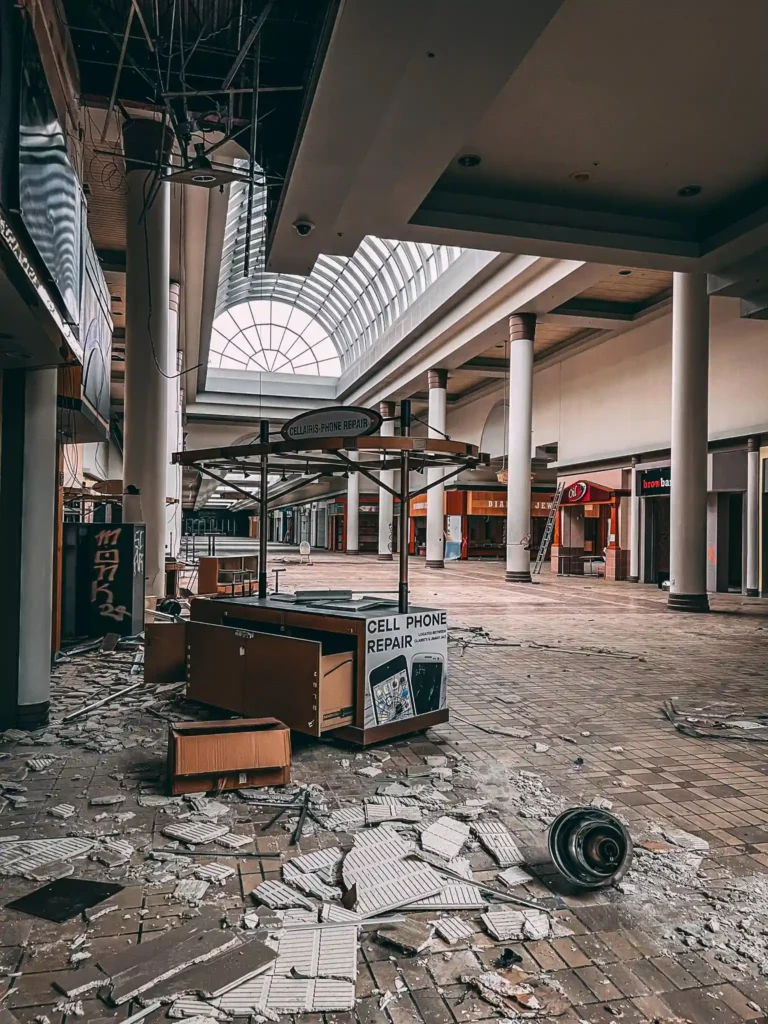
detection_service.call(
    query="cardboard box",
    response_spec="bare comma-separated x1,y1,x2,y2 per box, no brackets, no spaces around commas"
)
320,652,354,730
167,717,291,795
145,622,187,685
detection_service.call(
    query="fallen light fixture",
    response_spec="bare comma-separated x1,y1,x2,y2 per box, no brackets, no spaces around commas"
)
547,806,632,889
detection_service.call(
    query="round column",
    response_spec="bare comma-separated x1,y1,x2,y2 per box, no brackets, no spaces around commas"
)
378,400,395,561
505,313,535,583
668,272,710,612
746,437,759,597
166,281,182,559
346,451,359,554
426,369,448,568
122,120,173,598
628,456,641,582
18,368,58,727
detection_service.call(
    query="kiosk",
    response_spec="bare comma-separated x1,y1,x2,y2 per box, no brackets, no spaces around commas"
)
173,402,488,745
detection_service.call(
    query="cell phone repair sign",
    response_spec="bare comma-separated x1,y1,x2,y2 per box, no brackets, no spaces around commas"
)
363,610,448,728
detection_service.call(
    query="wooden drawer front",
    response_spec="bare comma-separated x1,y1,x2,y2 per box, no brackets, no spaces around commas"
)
244,633,322,737
186,621,248,714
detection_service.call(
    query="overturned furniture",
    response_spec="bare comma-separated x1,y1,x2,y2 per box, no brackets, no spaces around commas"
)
173,405,488,746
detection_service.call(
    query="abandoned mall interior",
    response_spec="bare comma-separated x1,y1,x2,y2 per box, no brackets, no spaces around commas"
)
2,2,768,1022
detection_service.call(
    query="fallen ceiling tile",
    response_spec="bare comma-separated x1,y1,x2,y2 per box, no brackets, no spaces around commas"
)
420,817,471,860
0,837,95,876
216,833,253,850
353,864,445,917
472,821,524,867
497,866,533,888
167,997,228,1020
174,879,210,902
53,964,108,997
162,822,231,845
365,803,422,825
323,807,366,832
405,884,488,911
286,847,343,876
376,918,434,955
194,863,236,884
432,917,474,944
251,880,315,910
269,925,357,982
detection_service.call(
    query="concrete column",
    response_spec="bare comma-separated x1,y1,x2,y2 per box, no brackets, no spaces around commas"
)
378,400,395,561
746,437,759,596
346,451,359,554
122,120,173,598
0,369,57,729
668,272,710,612
425,369,448,568
505,313,535,583
628,456,641,582
166,282,182,559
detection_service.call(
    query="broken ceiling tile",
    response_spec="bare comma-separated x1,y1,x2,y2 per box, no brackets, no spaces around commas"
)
319,903,361,924
497,865,533,888
365,803,422,825
89,795,126,807
251,880,315,910
405,883,488,911
472,821,524,867
286,847,343,876
48,804,76,820
216,832,252,850
174,879,210,902
323,807,366,832
25,756,59,772
376,918,434,955
53,965,108,998
342,832,413,888
432,917,474,944
357,766,382,778
194,863,236,884
481,907,549,942
425,755,449,767
162,822,231,845
285,871,341,902
270,924,357,982
420,816,471,860
353,864,445,917
149,935,277,1001
167,997,228,1019
660,827,709,853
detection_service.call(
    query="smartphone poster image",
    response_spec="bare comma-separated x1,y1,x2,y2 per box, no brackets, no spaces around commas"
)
368,654,416,725
411,652,445,716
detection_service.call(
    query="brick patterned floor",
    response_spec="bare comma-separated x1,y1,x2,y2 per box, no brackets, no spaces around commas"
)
2,553,768,1024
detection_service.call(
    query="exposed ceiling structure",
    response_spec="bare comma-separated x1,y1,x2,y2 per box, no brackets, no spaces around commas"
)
267,0,768,279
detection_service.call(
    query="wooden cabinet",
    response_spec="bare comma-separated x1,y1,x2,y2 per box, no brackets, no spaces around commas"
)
186,621,354,737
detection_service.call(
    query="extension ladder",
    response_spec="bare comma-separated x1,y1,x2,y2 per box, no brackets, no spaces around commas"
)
532,480,564,575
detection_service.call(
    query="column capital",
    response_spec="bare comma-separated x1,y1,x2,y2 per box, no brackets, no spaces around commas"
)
379,400,395,418
508,312,536,342
122,119,174,173
428,368,448,390
747,436,759,452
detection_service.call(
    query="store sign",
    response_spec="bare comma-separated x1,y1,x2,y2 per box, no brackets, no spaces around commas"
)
467,491,507,515
281,405,382,443
637,467,671,496
360,504,378,513
564,481,589,503
363,611,448,728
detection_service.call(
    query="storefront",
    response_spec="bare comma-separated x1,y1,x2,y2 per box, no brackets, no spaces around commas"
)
408,489,555,560
637,467,671,585
553,480,629,579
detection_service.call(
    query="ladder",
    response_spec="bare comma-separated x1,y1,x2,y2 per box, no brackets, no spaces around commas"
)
532,480,564,575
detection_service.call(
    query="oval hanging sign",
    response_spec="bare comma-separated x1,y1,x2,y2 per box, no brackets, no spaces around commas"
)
281,405,382,443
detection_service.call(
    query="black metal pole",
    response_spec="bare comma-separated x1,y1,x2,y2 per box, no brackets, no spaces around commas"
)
259,419,269,598
398,400,411,614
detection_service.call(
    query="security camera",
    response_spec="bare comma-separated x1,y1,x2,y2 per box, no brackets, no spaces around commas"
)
293,219,315,236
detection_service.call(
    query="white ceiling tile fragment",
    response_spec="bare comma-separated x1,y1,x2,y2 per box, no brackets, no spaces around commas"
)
420,817,471,860
432,917,475,944
162,822,231,845
472,820,524,867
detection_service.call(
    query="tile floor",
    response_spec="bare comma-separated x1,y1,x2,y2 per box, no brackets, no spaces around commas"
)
1,553,768,1024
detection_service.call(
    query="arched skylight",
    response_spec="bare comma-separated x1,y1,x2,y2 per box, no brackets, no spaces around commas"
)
209,300,341,376
213,166,464,370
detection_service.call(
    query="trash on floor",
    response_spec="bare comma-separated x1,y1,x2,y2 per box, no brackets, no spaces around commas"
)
167,718,292,795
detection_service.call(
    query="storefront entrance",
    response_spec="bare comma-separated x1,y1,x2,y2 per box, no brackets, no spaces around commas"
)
643,495,670,584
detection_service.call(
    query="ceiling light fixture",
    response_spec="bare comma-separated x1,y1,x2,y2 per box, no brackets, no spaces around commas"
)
677,184,702,198
569,170,591,182
457,154,481,168
618,269,632,276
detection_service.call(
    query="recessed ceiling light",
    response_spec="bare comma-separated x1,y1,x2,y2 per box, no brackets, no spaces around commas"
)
677,184,702,198
618,269,632,276
569,170,591,182
457,154,481,168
